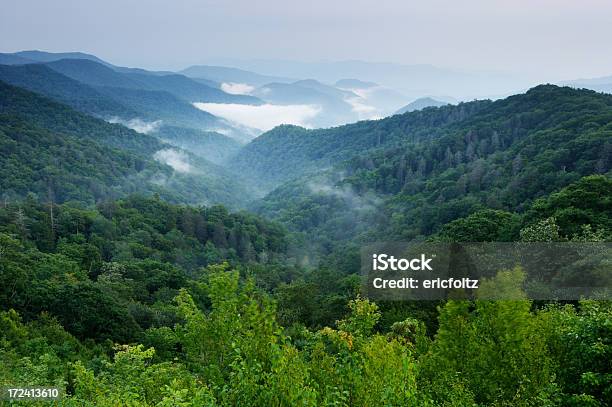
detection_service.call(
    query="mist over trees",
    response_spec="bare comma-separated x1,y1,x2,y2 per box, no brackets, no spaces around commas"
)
0,50,611,405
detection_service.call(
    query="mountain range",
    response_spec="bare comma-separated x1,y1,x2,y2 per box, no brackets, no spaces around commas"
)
198,58,537,101
1,50,611,407
1,50,610,222
241,85,611,250
0,80,251,207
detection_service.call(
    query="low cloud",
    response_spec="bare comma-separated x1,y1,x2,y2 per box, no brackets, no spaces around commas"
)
221,82,255,95
344,96,380,120
193,102,321,132
107,117,162,134
307,177,381,212
339,87,383,120
209,127,232,136
153,149,192,173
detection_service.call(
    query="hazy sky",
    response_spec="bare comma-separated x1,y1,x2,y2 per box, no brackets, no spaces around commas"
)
1,0,612,80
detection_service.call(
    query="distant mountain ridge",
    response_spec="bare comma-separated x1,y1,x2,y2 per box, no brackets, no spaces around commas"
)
562,75,612,94
43,59,262,105
0,56,263,142
251,79,359,128
181,65,294,87
12,50,111,65
0,61,240,137
0,51,416,134
202,58,533,100
395,97,449,114
0,63,137,118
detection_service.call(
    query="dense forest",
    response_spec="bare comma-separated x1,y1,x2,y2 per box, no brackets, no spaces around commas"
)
0,80,252,207
0,56,611,407
1,180,610,406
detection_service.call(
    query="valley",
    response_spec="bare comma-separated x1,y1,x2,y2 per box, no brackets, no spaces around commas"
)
0,48,610,406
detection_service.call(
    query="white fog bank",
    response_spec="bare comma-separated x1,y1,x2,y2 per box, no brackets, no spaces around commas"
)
220,82,255,95
193,102,321,132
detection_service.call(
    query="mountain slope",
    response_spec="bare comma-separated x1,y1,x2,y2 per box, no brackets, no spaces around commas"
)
230,100,490,191
335,78,410,115
0,80,252,206
253,85,612,247
0,79,160,154
335,78,379,89
45,59,262,104
39,59,259,138
211,59,530,100
45,58,140,88
0,114,152,204
123,71,262,104
153,126,241,165
0,63,136,118
0,53,35,65
95,86,225,131
12,50,110,65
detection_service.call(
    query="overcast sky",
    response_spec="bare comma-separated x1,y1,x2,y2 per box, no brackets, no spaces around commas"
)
1,0,611,81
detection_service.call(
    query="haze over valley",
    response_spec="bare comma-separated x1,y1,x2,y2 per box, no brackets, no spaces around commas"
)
1,2,612,405
1,47,612,201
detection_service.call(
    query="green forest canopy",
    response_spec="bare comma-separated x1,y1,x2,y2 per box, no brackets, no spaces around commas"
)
0,77,611,406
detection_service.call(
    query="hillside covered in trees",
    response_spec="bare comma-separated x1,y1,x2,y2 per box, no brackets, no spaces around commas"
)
252,85,611,248
0,80,252,207
0,66,610,407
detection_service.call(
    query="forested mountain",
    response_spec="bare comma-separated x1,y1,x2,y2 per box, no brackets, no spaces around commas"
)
213,58,529,100
0,195,290,343
1,175,609,406
0,53,35,65
233,85,611,192
122,71,262,105
0,63,137,118
0,80,251,206
1,51,611,406
95,86,224,130
0,58,262,140
45,59,262,104
335,78,411,114
1,50,175,76
39,59,257,139
45,59,140,88
291,79,358,101
11,50,111,65
0,62,250,141
154,125,241,165
250,85,611,247
231,100,490,191
0,80,159,154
